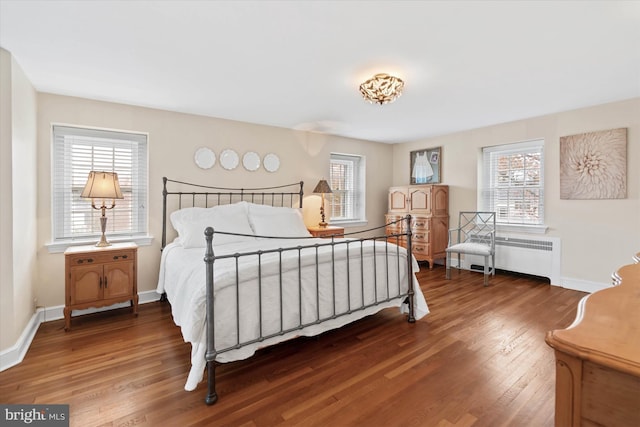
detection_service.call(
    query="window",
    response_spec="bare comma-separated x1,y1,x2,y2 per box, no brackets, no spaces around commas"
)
329,153,366,224
50,125,149,251
480,139,544,226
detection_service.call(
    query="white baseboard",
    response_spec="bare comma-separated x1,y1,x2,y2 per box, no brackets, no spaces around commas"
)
447,260,610,294
0,290,161,372
559,277,611,293
0,309,41,374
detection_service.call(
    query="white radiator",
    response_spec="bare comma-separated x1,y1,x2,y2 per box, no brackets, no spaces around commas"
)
462,234,561,285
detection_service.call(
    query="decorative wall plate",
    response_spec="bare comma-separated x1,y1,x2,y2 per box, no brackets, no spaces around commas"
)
242,152,261,171
194,147,216,169
263,153,280,172
219,149,239,170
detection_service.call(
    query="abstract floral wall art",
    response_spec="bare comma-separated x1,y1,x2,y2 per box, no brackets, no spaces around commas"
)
560,128,627,199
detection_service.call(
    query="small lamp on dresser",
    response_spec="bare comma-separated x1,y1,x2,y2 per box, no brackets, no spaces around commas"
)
81,171,124,247
312,179,333,228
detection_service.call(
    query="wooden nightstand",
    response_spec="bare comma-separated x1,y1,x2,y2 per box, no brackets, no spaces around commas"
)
307,225,345,238
64,242,138,331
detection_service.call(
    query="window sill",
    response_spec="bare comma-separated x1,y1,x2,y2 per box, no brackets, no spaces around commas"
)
496,224,548,235
330,219,368,228
45,235,154,254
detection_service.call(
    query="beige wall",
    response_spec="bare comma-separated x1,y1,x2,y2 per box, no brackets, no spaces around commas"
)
0,49,13,350
35,93,393,308
3,51,637,356
393,98,640,285
29,94,640,311
0,49,38,350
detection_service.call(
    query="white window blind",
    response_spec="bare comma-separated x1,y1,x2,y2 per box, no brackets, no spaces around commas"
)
329,153,365,222
480,139,544,225
52,125,148,243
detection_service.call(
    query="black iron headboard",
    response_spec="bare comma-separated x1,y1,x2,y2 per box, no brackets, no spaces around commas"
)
161,177,304,248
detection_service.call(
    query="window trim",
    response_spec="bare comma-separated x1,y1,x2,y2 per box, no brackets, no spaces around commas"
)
46,124,152,253
329,152,367,226
479,139,546,232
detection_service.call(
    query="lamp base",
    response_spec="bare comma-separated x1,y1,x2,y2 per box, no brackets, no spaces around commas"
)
319,199,328,228
95,238,112,247
95,214,112,247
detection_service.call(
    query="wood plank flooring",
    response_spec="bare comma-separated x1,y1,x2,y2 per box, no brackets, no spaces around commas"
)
0,266,587,426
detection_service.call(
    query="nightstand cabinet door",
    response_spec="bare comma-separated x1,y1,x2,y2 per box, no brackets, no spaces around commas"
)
104,261,135,300
69,264,103,304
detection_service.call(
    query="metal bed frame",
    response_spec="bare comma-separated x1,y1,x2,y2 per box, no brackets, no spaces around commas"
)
161,177,416,404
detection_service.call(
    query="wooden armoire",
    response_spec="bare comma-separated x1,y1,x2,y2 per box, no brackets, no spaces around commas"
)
385,185,449,269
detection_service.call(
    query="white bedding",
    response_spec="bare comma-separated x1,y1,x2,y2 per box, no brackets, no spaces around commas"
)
157,237,429,391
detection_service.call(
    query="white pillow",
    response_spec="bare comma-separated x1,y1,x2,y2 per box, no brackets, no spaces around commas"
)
247,203,301,216
170,206,205,244
170,202,255,248
247,203,311,238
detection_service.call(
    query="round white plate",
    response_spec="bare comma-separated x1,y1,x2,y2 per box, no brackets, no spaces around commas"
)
194,147,216,169
263,153,280,172
219,149,239,170
242,152,261,171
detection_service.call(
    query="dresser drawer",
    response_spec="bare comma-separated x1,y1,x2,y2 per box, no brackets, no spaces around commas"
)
411,216,430,230
411,230,430,243
66,248,136,266
386,224,403,234
386,215,406,237
411,242,430,256
386,214,406,228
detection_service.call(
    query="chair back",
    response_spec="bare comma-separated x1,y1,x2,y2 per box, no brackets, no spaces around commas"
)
455,211,496,248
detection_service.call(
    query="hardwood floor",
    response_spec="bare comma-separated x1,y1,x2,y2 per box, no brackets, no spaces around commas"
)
0,266,586,427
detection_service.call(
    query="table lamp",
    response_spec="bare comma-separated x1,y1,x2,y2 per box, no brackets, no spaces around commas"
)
81,171,124,247
312,179,333,228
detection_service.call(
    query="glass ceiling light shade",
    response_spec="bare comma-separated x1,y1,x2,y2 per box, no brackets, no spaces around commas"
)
81,171,124,247
359,73,404,105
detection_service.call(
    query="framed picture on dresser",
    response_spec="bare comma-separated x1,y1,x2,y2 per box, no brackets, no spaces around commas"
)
410,147,441,184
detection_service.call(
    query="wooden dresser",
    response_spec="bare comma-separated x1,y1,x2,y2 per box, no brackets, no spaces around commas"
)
545,261,640,426
385,185,449,269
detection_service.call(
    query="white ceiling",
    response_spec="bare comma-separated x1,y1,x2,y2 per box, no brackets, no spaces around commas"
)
1,1,639,144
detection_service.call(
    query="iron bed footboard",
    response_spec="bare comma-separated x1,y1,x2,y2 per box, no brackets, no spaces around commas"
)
202,219,415,404
160,177,416,405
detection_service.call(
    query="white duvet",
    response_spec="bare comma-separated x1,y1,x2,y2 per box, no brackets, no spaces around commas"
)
157,237,429,391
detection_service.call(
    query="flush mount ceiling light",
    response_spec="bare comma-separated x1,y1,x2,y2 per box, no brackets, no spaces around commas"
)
359,73,404,105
